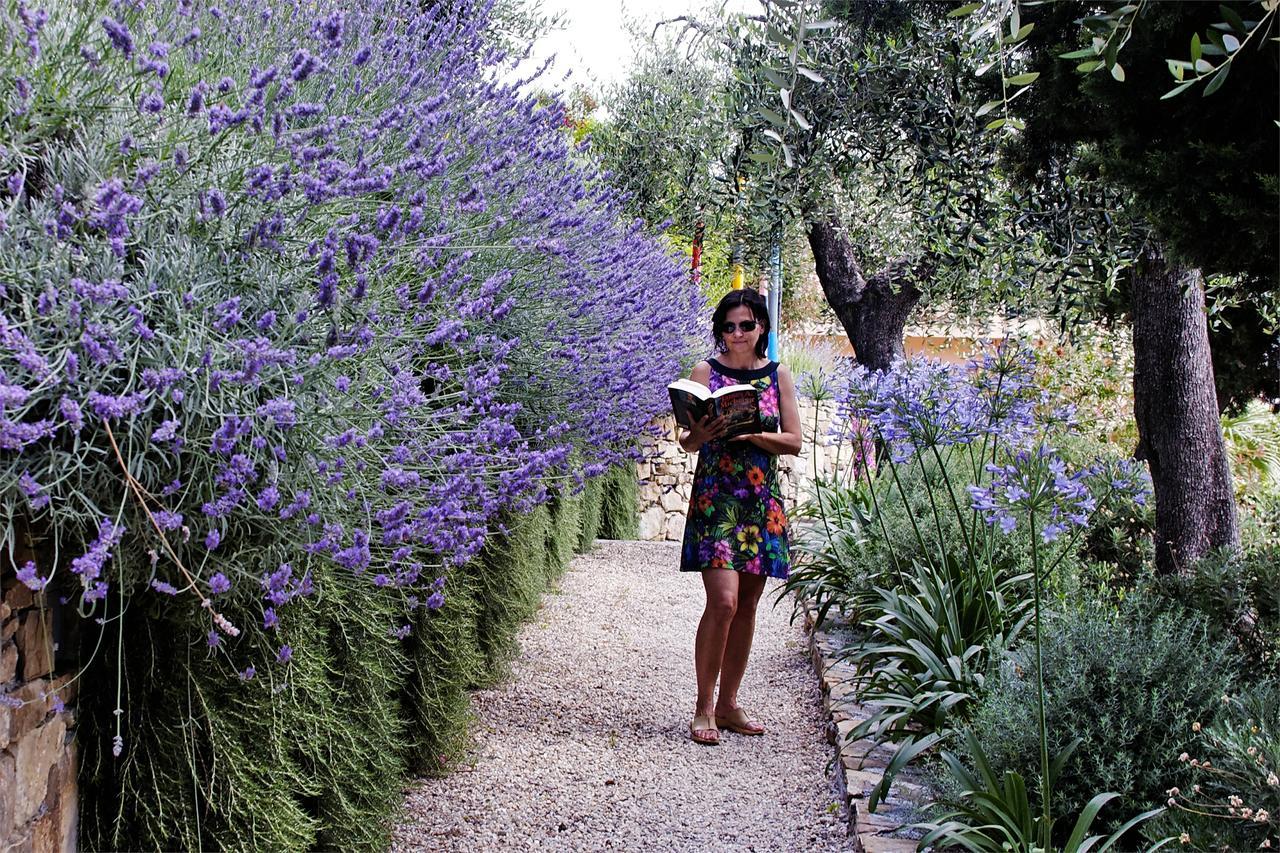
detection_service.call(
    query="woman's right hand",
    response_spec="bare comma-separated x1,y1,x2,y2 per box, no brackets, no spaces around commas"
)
682,414,727,450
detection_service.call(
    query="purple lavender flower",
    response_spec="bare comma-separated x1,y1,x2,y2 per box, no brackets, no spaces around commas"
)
256,398,296,428
16,561,48,591
151,419,180,443
101,17,134,57
70,519,124,599
17,471,49,510
316,11,344,47
256,485,280,511
87,391,147,419
152,510,184,530
208,572,231,594
203,188,226,217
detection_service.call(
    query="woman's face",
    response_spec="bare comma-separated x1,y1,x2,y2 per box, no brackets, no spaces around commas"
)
719,304,763,356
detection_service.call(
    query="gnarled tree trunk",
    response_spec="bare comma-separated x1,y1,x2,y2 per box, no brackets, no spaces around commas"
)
807,218,925,372
1131,244,1239,575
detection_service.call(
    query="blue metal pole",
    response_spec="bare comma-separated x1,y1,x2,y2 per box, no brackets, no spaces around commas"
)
767,234,781,361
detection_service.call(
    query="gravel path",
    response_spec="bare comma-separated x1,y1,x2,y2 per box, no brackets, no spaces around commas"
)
395,539,851,852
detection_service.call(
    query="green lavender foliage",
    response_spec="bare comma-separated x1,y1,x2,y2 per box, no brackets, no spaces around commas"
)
78,561,405,850
548,487,585,571
576,475,606,553
598,464,640,540
77,465,615,849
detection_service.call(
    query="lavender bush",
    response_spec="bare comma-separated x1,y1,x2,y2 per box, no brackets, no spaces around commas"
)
2,0,698,843
2,0,696,683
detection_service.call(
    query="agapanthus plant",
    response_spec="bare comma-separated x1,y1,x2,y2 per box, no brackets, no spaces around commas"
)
0,0,700,746
816,341,1153,826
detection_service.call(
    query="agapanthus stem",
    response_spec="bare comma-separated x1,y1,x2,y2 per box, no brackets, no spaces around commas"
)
859,436,904,585
886,455,931,574
812,404,836,553
931,443,997,633
1029,506,1052,833
916,451,951,569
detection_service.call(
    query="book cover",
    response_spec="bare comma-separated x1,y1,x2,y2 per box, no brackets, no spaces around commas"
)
668,379,763,438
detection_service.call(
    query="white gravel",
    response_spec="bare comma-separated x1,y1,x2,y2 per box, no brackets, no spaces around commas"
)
394,539,851,852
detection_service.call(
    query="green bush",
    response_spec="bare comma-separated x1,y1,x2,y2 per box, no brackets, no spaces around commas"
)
402,569,485,777
547,486,585,572
1154,683,1280,851
576,475,606,553
78,480,600,848
78,563,406,851
598,463,639,539
958,598,1236,841
1149,542,1280,683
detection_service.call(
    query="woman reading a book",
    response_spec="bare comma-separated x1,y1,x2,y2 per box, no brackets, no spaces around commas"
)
677,289,802,746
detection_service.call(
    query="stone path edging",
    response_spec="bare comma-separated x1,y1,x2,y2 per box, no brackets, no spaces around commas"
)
799,600,931,853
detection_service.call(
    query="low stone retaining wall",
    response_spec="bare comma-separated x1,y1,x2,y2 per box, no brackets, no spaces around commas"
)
800,601,930,852
1,562,77,853
636,399,847,541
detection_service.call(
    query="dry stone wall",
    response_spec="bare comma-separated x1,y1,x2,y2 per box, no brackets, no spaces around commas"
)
636,399,846,542
1,538,78,853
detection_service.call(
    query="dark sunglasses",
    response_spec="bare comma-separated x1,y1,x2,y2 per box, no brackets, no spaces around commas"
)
718,320,759,335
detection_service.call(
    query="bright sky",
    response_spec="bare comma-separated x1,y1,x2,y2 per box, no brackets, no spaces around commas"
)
525,0,762,94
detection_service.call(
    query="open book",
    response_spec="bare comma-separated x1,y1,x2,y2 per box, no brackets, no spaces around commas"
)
668,378,763,439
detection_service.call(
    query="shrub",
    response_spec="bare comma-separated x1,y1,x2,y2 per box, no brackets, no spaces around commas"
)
793,343,1150,810
1032,331,1137,449
2,0,697,844
1157,684,1280,851
958,598,1235,841
1150,539,1280,681
576,474,606,553
78,562,407,850
598,463,639,539
784,476,882,625
1054,432,1156,591
839,553,1033,809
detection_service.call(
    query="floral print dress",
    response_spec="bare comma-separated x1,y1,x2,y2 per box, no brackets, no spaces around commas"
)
679,359,790,578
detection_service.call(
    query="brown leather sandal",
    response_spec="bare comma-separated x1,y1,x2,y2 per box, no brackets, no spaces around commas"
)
689,714,720,745
715,707,765,735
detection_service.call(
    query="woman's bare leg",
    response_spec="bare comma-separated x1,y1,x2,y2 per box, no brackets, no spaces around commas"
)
715,573,767,731
694,570,739,731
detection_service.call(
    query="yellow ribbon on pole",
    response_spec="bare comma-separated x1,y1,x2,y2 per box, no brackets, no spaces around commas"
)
731,174,746,290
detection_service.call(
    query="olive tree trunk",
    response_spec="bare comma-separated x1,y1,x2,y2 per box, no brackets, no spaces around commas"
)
1131,244,1240,575
807,218,924,372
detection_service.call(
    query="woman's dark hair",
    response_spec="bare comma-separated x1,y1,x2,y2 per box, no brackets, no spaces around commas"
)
711,288,770,359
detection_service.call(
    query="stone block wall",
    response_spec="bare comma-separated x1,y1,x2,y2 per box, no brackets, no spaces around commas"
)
1,565,78,853
636,399,850,541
